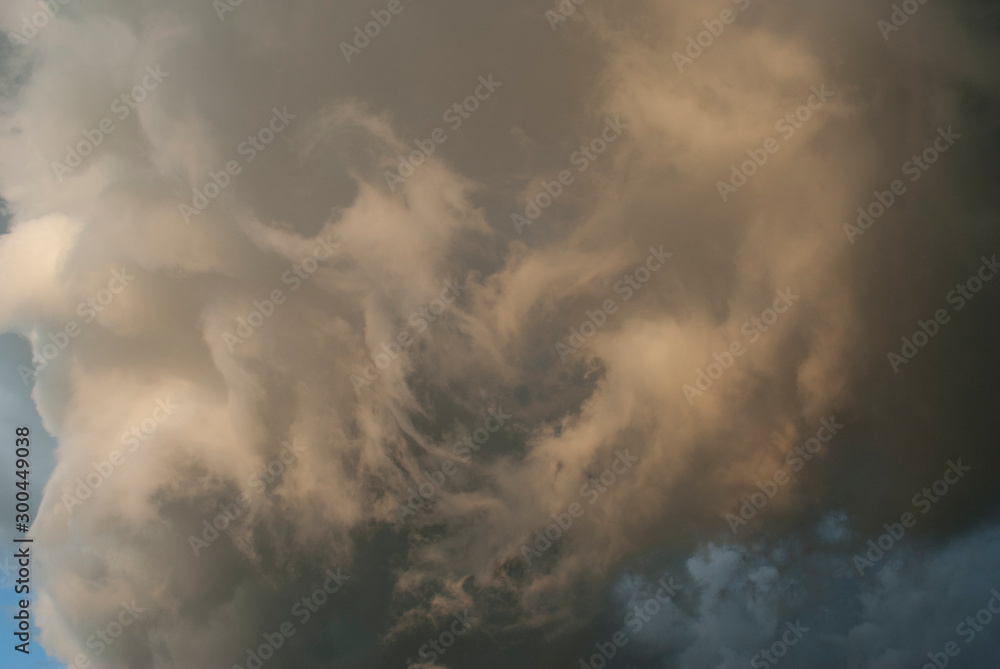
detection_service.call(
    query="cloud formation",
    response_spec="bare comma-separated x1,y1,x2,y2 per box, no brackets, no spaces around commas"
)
0,0,999,667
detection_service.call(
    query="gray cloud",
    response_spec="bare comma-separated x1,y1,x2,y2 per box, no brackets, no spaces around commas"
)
0,0,998,667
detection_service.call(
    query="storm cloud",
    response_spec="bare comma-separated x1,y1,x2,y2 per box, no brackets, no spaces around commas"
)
0,0,999,667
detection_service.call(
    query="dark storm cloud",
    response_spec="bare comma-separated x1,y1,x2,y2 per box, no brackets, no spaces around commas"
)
0,0,998,667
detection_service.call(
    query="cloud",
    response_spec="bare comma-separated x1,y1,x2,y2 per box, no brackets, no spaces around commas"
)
0,0,998,666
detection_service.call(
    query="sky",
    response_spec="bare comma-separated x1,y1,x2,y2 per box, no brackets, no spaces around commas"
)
0,0,999,668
